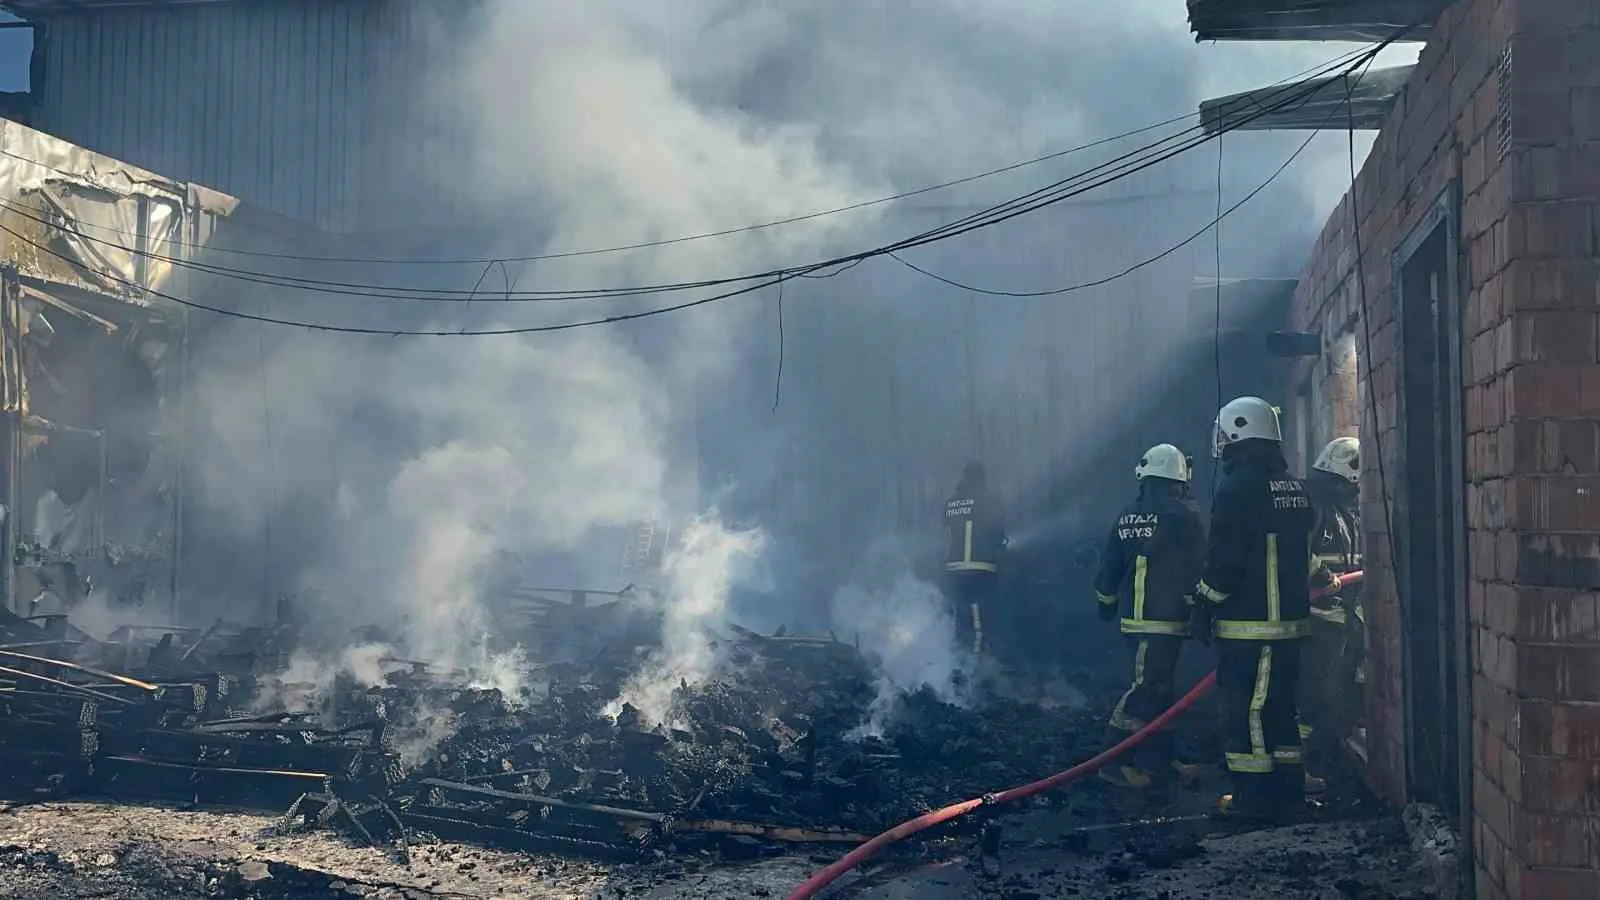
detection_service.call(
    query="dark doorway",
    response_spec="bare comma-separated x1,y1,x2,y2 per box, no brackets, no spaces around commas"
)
1394,189,1470,824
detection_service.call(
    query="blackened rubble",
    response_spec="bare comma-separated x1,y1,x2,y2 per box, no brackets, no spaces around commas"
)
0,601,1382,872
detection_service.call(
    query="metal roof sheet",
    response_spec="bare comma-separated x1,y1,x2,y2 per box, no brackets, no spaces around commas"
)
1200,64,1416,133
3,0,349,13
1186,0,1441,42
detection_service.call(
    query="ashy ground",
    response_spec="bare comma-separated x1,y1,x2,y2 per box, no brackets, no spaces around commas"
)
0,800,1442,899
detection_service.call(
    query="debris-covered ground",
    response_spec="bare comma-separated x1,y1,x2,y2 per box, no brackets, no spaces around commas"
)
0,603,1445,898
0,801,1442,899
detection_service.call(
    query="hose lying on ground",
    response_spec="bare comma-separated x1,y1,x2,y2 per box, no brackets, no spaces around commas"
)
785,569,1365,900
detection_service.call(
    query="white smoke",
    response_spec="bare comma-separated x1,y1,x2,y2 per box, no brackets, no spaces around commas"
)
604,514,766,727
250,642,391,721
824,533,971,739
178,1,1422,740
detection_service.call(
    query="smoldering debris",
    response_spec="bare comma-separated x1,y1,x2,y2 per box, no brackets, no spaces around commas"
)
0,599,1140,864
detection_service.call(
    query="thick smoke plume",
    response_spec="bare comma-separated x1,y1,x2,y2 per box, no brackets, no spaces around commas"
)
168,1,1420,750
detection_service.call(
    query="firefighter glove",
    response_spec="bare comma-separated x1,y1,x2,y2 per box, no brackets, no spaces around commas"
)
1096,600,1117,623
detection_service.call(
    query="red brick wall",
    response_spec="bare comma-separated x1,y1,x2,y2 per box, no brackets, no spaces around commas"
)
1290,0,1600,896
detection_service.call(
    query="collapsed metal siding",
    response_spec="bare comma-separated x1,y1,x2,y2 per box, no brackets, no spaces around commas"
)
29,0,443,231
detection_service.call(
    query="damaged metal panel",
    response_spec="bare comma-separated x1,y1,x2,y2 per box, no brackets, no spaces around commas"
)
0,116,238,303
21,0,462,231
0,117,245,618
1186,0,1440,42
1200,65,1416,134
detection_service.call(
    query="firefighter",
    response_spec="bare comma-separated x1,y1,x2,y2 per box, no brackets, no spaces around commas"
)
943,461,1007,667
1190,396,1337,820
1305,437,1365,764
1093,443,1208,789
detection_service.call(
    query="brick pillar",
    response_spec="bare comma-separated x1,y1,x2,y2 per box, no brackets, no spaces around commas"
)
1475,2,1600,897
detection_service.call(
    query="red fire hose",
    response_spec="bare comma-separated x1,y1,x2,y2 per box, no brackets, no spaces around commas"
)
785,570,1365,900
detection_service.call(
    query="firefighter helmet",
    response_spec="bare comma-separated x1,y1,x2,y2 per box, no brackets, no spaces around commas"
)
1136,443,1191,483
1211,396,1283,458
1313,436,1360,484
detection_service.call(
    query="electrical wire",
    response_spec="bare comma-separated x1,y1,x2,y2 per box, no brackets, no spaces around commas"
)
885,52,1387,300
886,124,1316,298
0,59,1382,340
0,44,1401,334
0,44,1383,268
0,43,1382,305
772,278,785,412
0,57,1330,306
0,59,1356,339
1213,133,1225,493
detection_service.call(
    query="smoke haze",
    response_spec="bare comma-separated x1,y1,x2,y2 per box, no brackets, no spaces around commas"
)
154,2,1419,740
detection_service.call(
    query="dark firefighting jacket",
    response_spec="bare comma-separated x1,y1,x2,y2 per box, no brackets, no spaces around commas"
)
1195,446,1331,640
944,489,1006,574
1310,487,1364,623
1311,497,1363,578
1094,481,1207,636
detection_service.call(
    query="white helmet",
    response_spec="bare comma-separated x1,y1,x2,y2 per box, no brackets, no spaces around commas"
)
1211,396,1283,458
1313,436,1360,484
1136,443,1191,483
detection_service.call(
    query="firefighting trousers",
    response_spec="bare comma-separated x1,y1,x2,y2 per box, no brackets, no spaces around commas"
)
1216,637,1304,796
1105,634,1183,768
944,571,995,659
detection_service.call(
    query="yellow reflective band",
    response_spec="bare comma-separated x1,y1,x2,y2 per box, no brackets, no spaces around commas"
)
963,520,974,565
1120,618,1189,636
1109,708,1147,732
1225,752,1274,774
1133,555,1149,621
946,561,997,573
1273,747,1304,764
1248,645,1272,764
1197,581,1228,603
970,603,983,657
1299,723,1314,741
1266,533,1281,622
1214,619,1312,640
1096,592,1118,606
1108,640,1148,733
1355,602,1366,625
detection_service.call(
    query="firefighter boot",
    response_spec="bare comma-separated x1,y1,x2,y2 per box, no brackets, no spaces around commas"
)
1216,772,1277,822
1273,764,1312,819
1170,759,1207,787
1099,765,1155,790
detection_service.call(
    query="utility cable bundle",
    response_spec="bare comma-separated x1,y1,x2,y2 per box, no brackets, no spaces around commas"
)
0,39,1403,335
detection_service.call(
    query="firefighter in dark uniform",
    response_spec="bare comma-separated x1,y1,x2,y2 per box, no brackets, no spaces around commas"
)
944,462,1007,665
1093,443,1208,789
1191,396,1337,820
1304,437,1363,771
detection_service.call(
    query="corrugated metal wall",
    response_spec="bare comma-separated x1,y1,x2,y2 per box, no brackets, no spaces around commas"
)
28,0,452,231
701,180,1231,564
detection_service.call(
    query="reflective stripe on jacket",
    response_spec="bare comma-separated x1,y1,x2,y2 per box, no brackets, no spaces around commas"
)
945,492,1005,573
1094,482,1206,636
1195,448,1324,640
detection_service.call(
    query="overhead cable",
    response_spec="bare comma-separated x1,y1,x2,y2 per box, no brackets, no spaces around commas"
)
0,43,1380,307
0,47,1396,334
886,58,1380,298
0,44,1379,269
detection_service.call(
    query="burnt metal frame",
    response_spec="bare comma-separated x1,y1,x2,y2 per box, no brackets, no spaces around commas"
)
1390,181,1473,856
1,266,19,614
